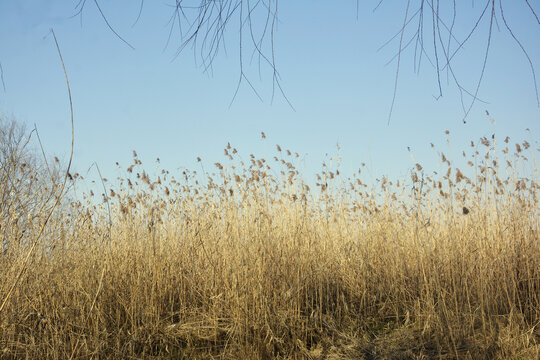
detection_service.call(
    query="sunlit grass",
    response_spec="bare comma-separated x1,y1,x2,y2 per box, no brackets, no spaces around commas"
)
1,133,538,359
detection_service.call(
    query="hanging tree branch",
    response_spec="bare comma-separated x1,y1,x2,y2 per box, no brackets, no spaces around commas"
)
376,0,539,123
76,0,539,122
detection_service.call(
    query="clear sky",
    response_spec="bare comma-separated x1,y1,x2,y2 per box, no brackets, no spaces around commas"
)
0,1,538,189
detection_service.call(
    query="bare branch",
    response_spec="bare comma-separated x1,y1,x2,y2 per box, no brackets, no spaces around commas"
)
75,1,539,120
524,0,540,24
93,0,134,49
500,0,539,106
132,0,144,28
460,1,495,123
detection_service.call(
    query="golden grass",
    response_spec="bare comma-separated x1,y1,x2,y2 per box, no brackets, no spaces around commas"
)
0,135,539,359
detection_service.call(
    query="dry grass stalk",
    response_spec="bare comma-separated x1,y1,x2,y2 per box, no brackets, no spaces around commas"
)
0,134,538,359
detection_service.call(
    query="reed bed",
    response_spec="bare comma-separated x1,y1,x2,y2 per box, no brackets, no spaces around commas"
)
0,134,538,359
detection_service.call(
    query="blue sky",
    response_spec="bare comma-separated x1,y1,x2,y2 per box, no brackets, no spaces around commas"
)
0,1,538,189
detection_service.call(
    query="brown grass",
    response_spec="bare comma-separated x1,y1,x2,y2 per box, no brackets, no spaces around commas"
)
0,135,539,359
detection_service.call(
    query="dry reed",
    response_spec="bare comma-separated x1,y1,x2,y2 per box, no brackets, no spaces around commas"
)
0,134,538,359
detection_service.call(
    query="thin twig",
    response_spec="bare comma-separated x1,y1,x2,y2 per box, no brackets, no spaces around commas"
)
93,0,135,50
499,0,539,107
33,125,54,184
0,61,5,92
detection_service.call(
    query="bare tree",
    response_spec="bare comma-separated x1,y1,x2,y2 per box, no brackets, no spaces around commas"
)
0,117,63,254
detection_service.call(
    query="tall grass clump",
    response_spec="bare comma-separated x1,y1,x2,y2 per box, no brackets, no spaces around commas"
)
0,132,539,359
